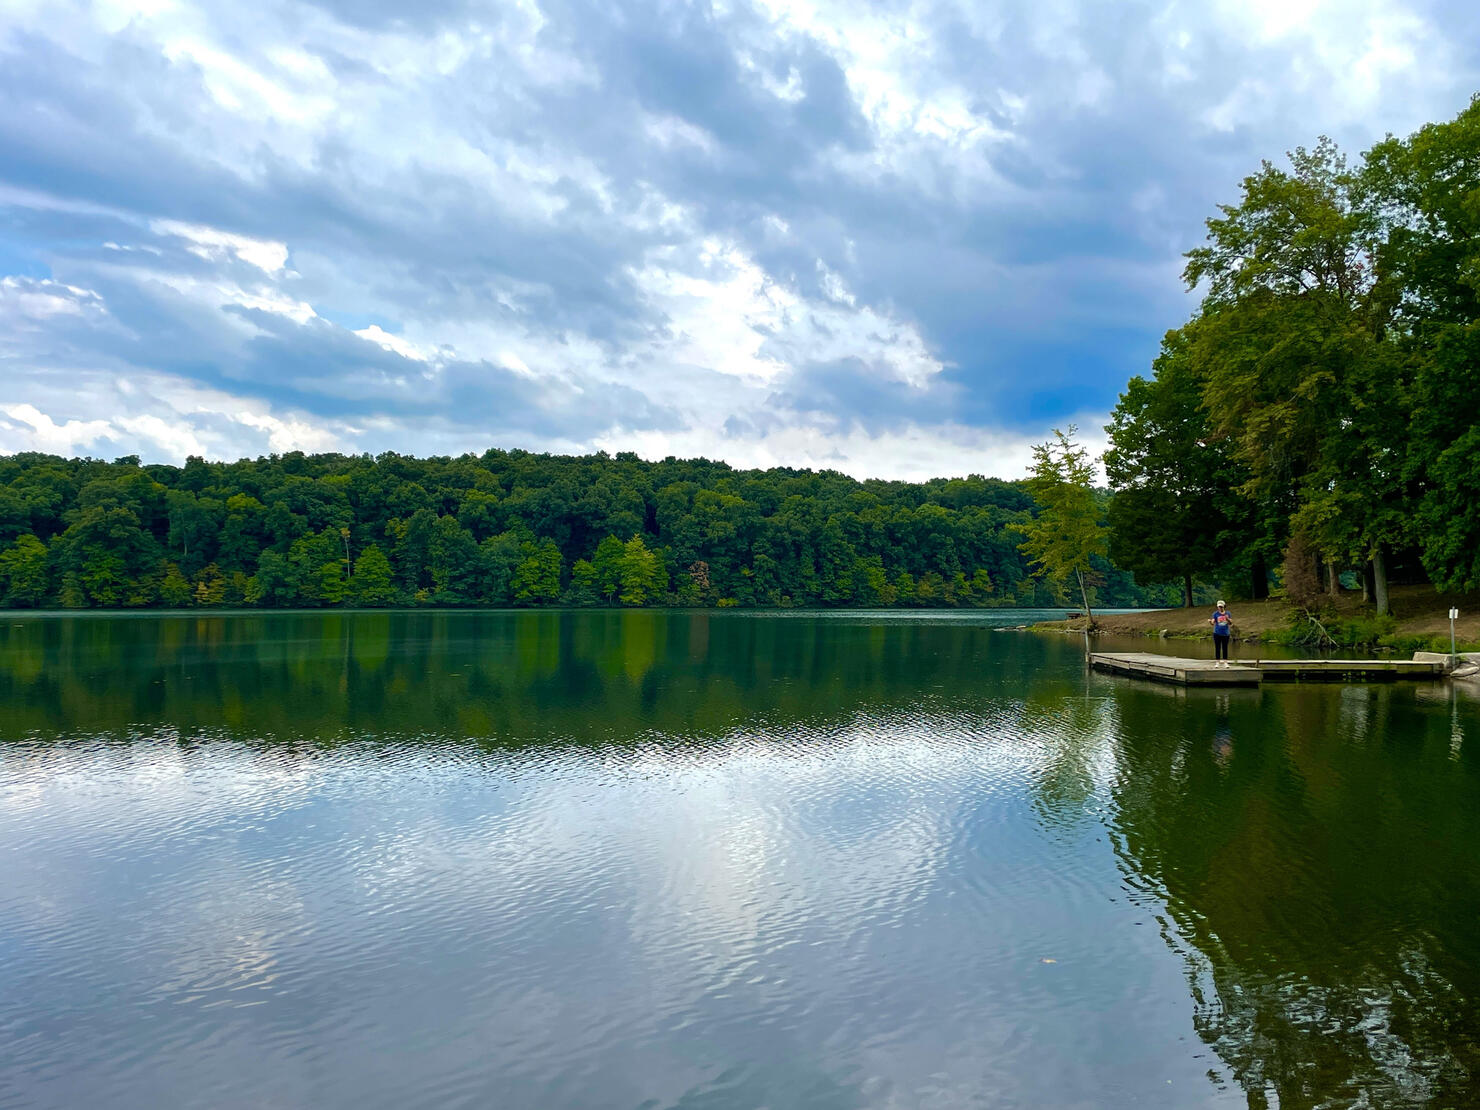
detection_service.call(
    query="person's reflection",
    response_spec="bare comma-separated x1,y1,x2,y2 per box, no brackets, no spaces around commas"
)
1212,691,1233,768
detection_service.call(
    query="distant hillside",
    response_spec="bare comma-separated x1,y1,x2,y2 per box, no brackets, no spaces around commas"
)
0,449,1177,611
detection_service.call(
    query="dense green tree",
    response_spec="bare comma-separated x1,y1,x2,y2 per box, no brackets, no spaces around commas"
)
246,551,299,607
50,506,163,607
351,545,397,606
159,563,193,607
0,533,50,606
1104,327,1254,605
590,535,626,602
1366,97,1480,591
617,535,663,605
219,495,269,574
58,572,87,609
288,531,346,606
477,532,524,604
427,516,479,603
392,508,437,593
567,559,599,605
165,489,221,574
0,445,1182,612
512,539,562,604
1184,139,1404,612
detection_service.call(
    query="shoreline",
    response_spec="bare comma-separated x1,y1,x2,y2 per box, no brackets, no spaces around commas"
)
1033,584,1480,652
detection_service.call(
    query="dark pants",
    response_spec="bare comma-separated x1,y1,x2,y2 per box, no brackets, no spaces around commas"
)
1214,635,1230,660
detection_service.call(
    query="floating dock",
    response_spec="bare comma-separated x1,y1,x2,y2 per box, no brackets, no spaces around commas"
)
1089,652,1445,687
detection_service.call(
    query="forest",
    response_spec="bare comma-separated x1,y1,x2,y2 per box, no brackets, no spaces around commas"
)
0,447,1170,611
1103,96,1480,615
3,100,1477,614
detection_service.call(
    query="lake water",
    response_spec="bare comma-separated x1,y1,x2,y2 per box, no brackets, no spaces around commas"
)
2,610,1479,1109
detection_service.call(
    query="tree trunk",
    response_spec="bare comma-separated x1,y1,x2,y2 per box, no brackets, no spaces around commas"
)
1326,562,1340,596
1251,553,1269,600
1183,574,1194,608
1362,561,1373,603
1373,545,1390,617
1076,567,1095,629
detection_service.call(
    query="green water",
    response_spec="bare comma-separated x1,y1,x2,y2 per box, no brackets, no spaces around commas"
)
2,610,1478,1108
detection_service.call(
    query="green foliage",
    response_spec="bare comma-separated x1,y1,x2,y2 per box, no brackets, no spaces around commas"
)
246,551,298,608
591,534,625,602
1107,100,1480,611
0,533,50,607
159,563,193,608
0,447,1175,611
194,565,226,607
567,559,599,605
617,535,662,605
512,539,562,605
1366,98,1480,590
351,545,397,606
478,532,524,605
58,572,87,609
1012,428,1108,623
50,506,162,607
1267,611,1397,648
1104,328,1252,604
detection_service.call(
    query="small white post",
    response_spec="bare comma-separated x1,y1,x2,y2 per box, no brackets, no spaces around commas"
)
1450,608,1460,666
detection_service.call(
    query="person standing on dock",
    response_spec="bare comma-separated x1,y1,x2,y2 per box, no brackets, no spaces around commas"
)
1209,600,1233,667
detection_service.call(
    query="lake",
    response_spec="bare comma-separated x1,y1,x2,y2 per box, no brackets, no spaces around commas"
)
2,610,1478,1109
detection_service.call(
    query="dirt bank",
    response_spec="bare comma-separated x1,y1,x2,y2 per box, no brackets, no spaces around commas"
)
1044,584,1480,646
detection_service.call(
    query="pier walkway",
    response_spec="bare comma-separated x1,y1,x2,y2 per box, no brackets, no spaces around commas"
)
1089,652,1445,687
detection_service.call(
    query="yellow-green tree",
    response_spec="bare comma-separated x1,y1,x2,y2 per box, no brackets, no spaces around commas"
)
1012,428,1108,627
512,538,563,604
159,563,192,607
194,564,226,607
351,545,397,606
617,535,662,605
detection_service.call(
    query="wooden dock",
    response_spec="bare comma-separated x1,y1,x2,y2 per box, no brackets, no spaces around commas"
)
1089,652,1445,687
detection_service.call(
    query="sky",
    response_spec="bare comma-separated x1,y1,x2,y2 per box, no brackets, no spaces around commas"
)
0,0,1477,480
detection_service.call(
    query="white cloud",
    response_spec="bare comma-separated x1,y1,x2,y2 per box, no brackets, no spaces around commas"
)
0,374,357,463
151,220,290,275
0,403,114,456
354,324,427,361
605,417,1111,483
628,237,943,393
0,276,107,327
0,0,1476,477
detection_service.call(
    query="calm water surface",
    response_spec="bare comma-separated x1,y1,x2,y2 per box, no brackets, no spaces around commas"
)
2,611,1479,1109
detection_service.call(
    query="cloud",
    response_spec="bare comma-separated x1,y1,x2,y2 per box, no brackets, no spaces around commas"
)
0,0,1477,476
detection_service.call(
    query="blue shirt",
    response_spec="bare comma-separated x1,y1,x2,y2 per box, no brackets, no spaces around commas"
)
1211,609,1232,636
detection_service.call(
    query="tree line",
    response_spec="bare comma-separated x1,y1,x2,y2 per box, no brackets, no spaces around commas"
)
1103,97,1480,614
12,101,1472,616
0,447,1170,611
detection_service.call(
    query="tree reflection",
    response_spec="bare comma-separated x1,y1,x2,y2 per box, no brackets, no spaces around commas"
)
1107,683,1480,1107
0,612,1092,751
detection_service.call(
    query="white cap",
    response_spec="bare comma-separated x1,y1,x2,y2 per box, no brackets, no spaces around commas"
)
1217,600,1226,606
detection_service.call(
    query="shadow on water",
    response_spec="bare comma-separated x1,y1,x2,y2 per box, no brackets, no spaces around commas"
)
1095,680,1480,1107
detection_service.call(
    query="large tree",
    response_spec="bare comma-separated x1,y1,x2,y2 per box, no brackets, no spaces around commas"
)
1365,96,1480,592
1185,139,1404,612
1104,326,1253,605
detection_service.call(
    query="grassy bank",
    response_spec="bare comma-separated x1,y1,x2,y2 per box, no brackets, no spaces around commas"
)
1041,584,1480,652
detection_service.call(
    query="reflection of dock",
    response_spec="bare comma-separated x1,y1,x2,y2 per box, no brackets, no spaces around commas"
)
1090,653,1445,687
